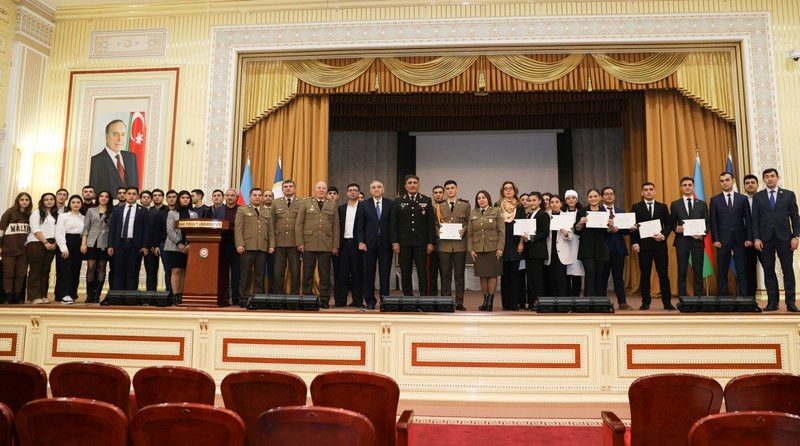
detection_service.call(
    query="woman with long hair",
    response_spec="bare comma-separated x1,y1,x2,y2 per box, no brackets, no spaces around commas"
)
545,195,577,297
497,181,525,310
55,195,85,304
165,190,197,302
574,188,611,297
25,193,58,304
521,192,550,310
467,190,504,311
0,192,32,304
81,191,112,303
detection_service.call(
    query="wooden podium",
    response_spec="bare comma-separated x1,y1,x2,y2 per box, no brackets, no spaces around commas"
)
177,219,232,307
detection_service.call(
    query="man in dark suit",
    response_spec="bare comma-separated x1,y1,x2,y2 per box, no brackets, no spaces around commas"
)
743,174,761,297
670,177,710,297
362,180,393,309
143,189,164,291
752,168,800,312
631,182,673,310
89,120,139,196
213,189,241,305
334,184,366,308
710,172,753,296
391,175,436,297
192,189,212,218
107,187,150,291
601,187,631,310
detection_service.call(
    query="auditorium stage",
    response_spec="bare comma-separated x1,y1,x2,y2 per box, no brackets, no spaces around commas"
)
2,292,798,421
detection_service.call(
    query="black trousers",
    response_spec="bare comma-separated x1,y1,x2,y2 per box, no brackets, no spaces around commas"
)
568,275,582,297
274,247,301,295
303,251,332,298
239,250,265,299
582,258,609,297
549,257,570,297
265,252,275,294
221,242,241,302
144,251,159,291
363,243,392,304
55,234,84,299
335,239,363,305
439,251,467,305
744,245,759,297
676,242,704,296
638,248,671,304
501,260,523,310
717,240,748,296
525,258,545,305
399,245,427,296
761,233,796,307
427,250,439,295
159,242,172,293
603,253,627,303
112,239,142,291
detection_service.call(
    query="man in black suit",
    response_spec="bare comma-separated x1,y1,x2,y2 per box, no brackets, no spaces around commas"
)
107,187,150,291
743,174,761,297
213,189,241,305
192,189,212,218
89,120,139,196
670,177,710,297
710,172,753,296
391,175,436,297
601,187,632,310
362,180,393,309
631,182,674,310
752,168,800,312
335,184,366,308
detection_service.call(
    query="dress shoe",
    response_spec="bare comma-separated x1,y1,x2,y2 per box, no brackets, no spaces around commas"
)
485,294,494,312
239,299,248,308
479,294,490,311
319,299,330,309
348,302,364,308
455,304,466,311
618,303,633,311
366,302,376,310
639,304,650,310
764,304,779,312
334,302,347,308
663,304,677,311
787,305,799,312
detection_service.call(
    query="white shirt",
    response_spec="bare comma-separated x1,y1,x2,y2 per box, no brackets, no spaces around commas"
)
644,201,655,217
55,212,85,252
106,146,124,169
27,212,57,244
343,202,358,239
747,194,754,210
683,196,694,215
121,204,137,238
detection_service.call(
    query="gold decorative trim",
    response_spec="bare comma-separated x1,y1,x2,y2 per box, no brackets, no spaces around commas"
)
89,29,168,59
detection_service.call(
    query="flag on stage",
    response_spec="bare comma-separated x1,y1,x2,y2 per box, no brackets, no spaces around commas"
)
126,111,146,186
238,156,253,206
693,152,715,278
272,158,285,199
725,151,738,275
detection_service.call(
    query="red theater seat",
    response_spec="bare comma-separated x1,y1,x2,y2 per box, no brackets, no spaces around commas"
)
0,361,47,413
15,397,128,446
49,361,131,416
0,403,12,446
255,406,375,446
130,402,245,446
689,411,800,446
133,365,216,409
724,373,800,415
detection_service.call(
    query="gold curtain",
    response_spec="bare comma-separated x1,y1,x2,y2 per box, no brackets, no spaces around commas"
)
284,58,375,89
621,93,647,295
241,60,298,131
486,53,584,84
676,52,736,122
242,96,329,197
591,53,688,85
641,90,738,297
381,56,478,87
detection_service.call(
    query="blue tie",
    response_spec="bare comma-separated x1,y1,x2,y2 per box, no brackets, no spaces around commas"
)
376,201,381,219
122,205,132,238
770,190,776,210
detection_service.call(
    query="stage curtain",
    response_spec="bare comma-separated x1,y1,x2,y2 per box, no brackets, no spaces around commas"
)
241,60,298,131
676,52,736,122
242,95,329,197
284,58,374,89
643,90,737,297
621,93,647,295
591,53,687,85
486,53,584,84
328,131,398,200
381,56,478,87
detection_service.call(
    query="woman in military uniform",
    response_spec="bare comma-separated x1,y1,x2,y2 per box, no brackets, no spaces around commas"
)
467,190,504,312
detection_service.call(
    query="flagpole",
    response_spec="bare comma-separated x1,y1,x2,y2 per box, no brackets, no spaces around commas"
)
695,144,711,296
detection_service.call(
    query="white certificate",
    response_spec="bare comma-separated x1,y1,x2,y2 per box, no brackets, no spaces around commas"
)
513,218,536,236
550,212,576,231
439,223,463,240
638,219,662,238
586,211,610,229
682,219,707,237
612,212,637,229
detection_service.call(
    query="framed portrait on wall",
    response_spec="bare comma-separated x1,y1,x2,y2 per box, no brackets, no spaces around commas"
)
61,67,179,194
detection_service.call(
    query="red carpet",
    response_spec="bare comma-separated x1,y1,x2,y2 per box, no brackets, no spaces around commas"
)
410,423,603,445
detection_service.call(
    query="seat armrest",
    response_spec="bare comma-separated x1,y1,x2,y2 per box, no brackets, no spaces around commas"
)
397,410,414,446
601,411,626,446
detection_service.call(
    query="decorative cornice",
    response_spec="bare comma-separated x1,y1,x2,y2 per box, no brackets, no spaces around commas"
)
16,6,55,49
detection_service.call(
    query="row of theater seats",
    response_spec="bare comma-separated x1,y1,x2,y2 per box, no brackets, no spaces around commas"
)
601,373,800,446
0,360,413,446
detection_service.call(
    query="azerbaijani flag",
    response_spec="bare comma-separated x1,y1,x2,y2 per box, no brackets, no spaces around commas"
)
238,156,253,206
125,111,146,186
272,158,285,199
693,153,715,278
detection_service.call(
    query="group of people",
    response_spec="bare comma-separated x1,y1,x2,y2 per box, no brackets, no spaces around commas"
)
0,168,797,312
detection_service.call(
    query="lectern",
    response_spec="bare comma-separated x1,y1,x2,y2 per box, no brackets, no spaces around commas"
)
177,219,232,307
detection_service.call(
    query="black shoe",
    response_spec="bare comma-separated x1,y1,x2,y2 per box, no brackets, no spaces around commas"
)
319,299,330,309
0,292,9,305
485,294,494,312
663,304,677,311
639,304,650,310
456,304,466,311
334,302,347,308
348,302,364,308
479,294,489,311
366,302,376,310
787,305,799,312
239,299,248,308
764,304,779,312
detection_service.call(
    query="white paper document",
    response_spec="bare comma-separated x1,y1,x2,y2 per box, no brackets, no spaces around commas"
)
682,219,707,237
638,219,662,238
513,218,536,236
612,212,637,229
586,211,610,229
439,223,463,240
550,212,576,231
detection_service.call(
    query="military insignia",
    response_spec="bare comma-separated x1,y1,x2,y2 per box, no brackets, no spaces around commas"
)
421,209,426,215
488,219,493,223
400,202,408,209
419,203,428,208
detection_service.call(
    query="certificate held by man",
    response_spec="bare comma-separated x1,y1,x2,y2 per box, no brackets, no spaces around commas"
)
513,218,536,236
638,219,662,238
439,223,463,240
611,212,636,229
586,211,610,229
682,219,707,237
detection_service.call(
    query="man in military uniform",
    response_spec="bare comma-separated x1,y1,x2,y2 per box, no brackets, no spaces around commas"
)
271,180,302,294
234,188,275,306
429,185,445,295
296,181,340,308
391,174,436,296
437,180,471,310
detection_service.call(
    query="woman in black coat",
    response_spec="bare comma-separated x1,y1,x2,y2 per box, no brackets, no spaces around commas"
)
573,188,611,297
497,181,526,311
521,192,550,310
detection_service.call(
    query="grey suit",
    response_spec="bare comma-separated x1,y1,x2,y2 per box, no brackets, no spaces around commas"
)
165,210,198,252
82,207,110,249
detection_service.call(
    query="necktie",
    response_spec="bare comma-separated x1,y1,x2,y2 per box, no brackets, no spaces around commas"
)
770,190,776,209
116,154,127,186
255,207,259,216
287,198,291,208
122,205,132,238
648,202,653,218
481,208,485,216
318,200,323,210
376,201,381,219
450,202,455,212
608,206,615,218
727,193,733,209
687,198,693,215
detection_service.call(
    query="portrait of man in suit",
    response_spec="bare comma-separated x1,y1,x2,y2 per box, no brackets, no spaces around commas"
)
89,119,139,195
